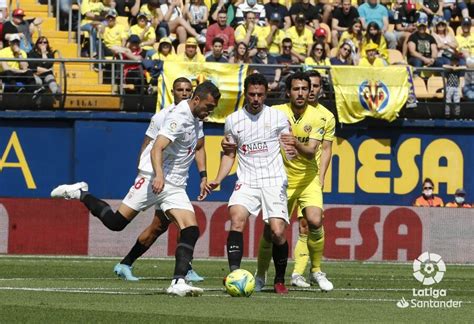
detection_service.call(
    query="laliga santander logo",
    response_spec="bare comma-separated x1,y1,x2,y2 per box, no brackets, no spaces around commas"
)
358,80,390,113
412,252,446,286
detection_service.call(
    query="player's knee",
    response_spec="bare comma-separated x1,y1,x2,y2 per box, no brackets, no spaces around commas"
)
154,212,171,233
307,217,323,229
230,215,247,232
107,211,130,231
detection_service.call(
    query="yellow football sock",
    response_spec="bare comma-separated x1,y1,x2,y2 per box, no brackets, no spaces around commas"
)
308,226,325,273
292,234,309,276
256,236,272,278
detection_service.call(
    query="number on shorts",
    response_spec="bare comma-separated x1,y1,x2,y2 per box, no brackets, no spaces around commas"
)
134,177,145,189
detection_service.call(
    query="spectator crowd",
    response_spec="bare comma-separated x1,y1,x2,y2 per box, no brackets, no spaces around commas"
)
0,0,473,101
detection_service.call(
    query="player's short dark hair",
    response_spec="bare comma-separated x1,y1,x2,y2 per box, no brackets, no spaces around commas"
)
304,70,322,86
244,73,268,93
286,71,311,91
212,37,224,46
282,37,292,44
193,80,221,101
173,77,192,89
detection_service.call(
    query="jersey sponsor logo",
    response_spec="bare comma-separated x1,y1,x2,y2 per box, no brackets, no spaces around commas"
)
241,142,268,155
296,136,309,143
304,124,312,133
168,121,178,131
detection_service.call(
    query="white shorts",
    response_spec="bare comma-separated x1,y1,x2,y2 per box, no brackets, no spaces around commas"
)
122,175,194,213
228,182,289,224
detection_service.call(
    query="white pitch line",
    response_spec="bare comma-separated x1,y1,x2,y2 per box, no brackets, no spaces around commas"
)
1,255,474,267
3,287,472,304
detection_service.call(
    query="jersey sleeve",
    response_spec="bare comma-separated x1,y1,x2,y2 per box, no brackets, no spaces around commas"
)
145,113,162,139
198,121,204,139
322,113,336,142
224,116,236,143
158,113,184,142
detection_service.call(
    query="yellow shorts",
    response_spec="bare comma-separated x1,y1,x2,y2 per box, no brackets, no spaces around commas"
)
287,178,323,218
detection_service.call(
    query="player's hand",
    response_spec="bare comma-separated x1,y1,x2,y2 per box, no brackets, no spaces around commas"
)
207,180,221,192
197,178,209,201
280,133,296,147
151,175,165,194
221,135,237,153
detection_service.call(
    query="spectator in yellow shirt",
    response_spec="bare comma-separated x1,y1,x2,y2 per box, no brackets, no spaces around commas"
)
358,42,387,66
100,10,129,57
130,12,157,58
0,34,36,93
286,13,313,63
304,41,331,76
263,12,286,57
80,0,106,57
456,17,474,60
179,37,205,62
151,37,176,61
234,11,265,58
361,21,388,64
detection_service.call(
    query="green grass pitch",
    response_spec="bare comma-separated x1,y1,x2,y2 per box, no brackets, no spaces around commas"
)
0,256,472,323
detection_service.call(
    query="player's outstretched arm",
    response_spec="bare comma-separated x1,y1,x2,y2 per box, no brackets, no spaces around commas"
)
206,150,236,193
151,135,172,194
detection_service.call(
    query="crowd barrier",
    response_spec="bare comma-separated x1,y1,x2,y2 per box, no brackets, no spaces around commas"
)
1,199,472,263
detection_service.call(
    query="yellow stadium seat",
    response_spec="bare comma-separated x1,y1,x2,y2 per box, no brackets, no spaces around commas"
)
413,77,430,99
388,49,405,64
427,76,445,99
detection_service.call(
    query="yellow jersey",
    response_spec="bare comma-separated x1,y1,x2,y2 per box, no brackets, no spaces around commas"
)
456,34,474,57
103,24,128,48
234,24,266,45
311,104,335,175
81,0,105,26
286,26,313,56
179,53,205,62
273,103,326,187
261,25,286,55
358,57,386,67
361,38,388,62
140,4,159,19
151,52,176,61
130,24,156,50
0,47,27,72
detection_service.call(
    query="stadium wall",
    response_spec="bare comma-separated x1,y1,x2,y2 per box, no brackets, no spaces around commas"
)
0,199,473,263
1,112,473,205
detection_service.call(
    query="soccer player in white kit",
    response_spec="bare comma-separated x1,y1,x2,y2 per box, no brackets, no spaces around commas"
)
207,74,296,294
114,77,204,283
51,81,221,297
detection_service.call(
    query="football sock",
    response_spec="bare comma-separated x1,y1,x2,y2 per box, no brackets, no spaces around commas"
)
256,236,272,278
272,241,288,284
173,226,200,279
81,192,129,231
121,241,148,266
227,230,243,271
292,234,309,276
308,226,325,273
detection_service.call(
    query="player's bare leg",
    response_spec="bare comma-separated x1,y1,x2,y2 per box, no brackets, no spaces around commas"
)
303,206,333,291
114,210,171,281
165,208,203,297
226,205,250,271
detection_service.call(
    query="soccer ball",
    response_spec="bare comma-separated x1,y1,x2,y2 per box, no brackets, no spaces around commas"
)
224,269,255,297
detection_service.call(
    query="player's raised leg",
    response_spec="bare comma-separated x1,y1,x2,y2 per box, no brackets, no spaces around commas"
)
51,182,138,231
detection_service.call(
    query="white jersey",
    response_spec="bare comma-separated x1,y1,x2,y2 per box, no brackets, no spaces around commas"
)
138,100,204,186
145,103,204,140
225,105,289,188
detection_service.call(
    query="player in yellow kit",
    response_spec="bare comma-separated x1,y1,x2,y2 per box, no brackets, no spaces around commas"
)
255,70,334,291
